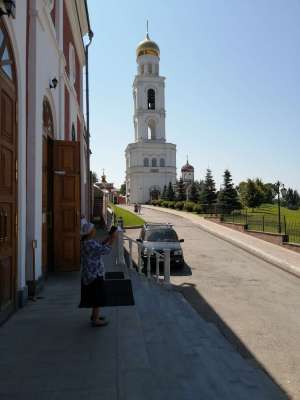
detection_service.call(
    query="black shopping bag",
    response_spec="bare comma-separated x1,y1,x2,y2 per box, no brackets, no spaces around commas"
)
102,278,135,307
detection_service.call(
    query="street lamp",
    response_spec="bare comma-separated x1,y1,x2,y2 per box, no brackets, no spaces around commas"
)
275,181,287,233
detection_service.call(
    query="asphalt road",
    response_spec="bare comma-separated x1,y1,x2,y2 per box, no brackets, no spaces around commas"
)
127,206,300,399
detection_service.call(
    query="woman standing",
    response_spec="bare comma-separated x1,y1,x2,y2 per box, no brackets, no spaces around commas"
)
79,223,117,327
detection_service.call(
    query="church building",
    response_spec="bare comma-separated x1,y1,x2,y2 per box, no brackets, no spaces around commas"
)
125,30,176,204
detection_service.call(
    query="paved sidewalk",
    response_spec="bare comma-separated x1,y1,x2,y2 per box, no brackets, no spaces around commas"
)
139,205,300,278
0,238,290,399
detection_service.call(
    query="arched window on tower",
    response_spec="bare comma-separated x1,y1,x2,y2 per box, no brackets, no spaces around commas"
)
147,89,155,110
144,158,149,167
152,158,157,167
159,158,165,167
148,64,152,74
147,119,156,140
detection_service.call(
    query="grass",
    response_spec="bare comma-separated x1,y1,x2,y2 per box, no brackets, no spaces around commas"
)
109,204,145,228
223,204,300,243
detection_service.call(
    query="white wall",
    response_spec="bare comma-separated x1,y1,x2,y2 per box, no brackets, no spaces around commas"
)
26,0,63,280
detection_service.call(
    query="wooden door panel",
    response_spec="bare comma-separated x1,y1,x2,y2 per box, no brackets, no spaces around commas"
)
1,89,14,144
53,141,80,271
0,145,14,195
42,137,48,272
53,142,80,174
0,23,17,321
0,255,13,309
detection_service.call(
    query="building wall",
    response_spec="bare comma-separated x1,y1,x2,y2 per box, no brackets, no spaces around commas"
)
126,142,176,203
5,2,28,296
0,0,91,325
4,0,88,286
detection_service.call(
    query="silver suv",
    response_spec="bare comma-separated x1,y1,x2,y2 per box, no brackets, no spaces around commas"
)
137,223,184,268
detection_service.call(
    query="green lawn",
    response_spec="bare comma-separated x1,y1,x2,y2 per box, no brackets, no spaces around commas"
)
109,204,145,228
223,204,300,243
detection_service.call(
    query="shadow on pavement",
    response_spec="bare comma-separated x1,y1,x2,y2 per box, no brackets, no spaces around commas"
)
175,281,291,400
170,261,192,276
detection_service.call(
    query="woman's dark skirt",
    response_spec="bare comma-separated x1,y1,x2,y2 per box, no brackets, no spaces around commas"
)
79,276,106,308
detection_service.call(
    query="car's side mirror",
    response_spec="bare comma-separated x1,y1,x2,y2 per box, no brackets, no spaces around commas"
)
179,239,184,243
136,238,142,243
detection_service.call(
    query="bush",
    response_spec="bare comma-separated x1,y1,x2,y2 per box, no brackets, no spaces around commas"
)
168,201,175,209
161,200,169,208
175,201,184,210
184,201,195,212
151,200,158,206
193,204,203,214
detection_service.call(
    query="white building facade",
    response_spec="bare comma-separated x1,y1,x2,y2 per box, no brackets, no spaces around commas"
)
125,33,176,204
0,0,92,325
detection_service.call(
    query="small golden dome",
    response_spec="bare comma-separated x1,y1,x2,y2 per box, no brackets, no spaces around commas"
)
136,34,160,58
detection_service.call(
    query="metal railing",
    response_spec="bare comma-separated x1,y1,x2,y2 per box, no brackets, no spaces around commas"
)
116,220,171,284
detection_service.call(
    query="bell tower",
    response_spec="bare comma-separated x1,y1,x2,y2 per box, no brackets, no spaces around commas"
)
125,26,177,204
133,26,166,143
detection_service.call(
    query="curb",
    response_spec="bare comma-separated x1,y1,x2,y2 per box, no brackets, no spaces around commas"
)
143,205,300,279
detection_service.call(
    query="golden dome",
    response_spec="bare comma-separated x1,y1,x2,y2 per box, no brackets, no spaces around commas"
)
136,34,160,58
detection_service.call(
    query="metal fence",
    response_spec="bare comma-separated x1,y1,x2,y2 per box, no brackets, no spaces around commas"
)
116,220,172,284
221,213,300,244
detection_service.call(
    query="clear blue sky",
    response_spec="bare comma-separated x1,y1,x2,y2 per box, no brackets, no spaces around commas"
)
88,0,300,191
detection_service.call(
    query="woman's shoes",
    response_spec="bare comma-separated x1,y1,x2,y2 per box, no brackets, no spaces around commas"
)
91,318,109,327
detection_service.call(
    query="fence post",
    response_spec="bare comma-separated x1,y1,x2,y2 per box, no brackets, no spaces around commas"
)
262,216,265,232
116,225,125,265
163,249,171,285
155,253,160,282
284,216,287,236
147,252,151,278
129,240,133,270
137,243,143,274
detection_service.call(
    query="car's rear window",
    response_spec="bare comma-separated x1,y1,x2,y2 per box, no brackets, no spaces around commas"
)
145,229,178,242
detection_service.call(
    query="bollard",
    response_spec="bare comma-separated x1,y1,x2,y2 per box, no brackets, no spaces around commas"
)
137,243,143,274
155,252,160,282
163,249,171,284
116,225,125,265
147,252,151,278
129,240,133,270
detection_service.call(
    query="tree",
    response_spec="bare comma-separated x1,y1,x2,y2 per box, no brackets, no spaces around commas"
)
189,182,199,202
119,182,126,195
176,178,185,201
217,170,241,213
167,182,175,201
255,179,275,204
161,185,168,200
243,179,264,210
91,172,98,184
283,188,300,210
199,169,217,212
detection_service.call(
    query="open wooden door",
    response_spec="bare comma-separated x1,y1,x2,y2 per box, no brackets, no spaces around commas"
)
53,141,80,271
